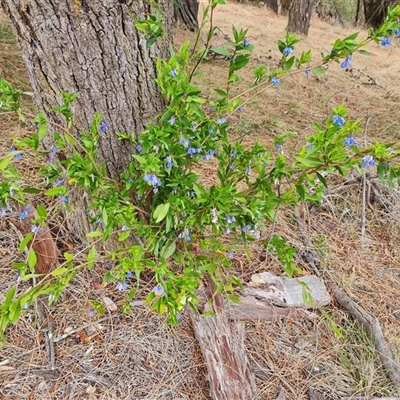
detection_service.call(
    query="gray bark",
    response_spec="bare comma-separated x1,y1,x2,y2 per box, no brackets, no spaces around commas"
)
1,0,173,239
175,0,199,31
287,0,314,36
1,0,173,178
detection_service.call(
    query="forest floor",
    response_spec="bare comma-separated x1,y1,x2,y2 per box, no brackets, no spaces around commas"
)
1,1,400,399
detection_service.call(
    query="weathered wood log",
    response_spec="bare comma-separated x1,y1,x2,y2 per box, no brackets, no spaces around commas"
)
189,278,257,400
227,295,312,321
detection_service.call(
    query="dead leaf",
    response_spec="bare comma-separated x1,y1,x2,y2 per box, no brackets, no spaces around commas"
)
144,353,154,370
102,296,117,312
92,281,105,290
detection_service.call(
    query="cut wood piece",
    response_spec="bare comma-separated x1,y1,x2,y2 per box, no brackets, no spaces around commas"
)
189,279,257,400
244,272,331,308
226,296,312,321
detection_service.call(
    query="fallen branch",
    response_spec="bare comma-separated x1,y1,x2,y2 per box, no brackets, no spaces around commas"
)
294,207,400,392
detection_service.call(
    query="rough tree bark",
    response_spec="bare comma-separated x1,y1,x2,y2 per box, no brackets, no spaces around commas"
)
1,0,174,238
174,0,199,31
287,0,314,36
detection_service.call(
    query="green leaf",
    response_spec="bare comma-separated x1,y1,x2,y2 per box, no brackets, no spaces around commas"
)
357,49,372,56
36,204,47,218
19,233,33,251
161,242,176,259
27,249,37,270
153,203,170,223
51,267,69,276
64,133,77,146
86,230,103,238
210,47,232,58
0,156,12,171
316,172,327,187
23,187,41,194
87,246,96,269
9,302,21,324
64,252,73,262
118,230,130,242
312,67,327,75
45,187,65,196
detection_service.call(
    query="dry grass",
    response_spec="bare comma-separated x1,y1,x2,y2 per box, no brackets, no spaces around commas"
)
1,2,400,399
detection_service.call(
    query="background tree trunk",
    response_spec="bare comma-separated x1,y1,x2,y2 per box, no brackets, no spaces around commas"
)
287,0,314,36
363,0,394,28
1,0,174,239
174,0,199,31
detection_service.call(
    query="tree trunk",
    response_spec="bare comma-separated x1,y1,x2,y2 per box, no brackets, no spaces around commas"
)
287,0,314,36
1,0,173,239
363,0,393,28
174,0,199,31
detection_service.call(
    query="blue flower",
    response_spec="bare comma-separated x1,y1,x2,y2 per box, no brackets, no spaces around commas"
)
88,310,95,317
178,228,191,242
276,144,283,151
211,208,218,224
152,285,166,297
10,147,23,160
231,150,237,158
209,128,215,134
126,271,133,278
51,146,57,155
165,156,174,168
116,281,129,291
136,145,142,152
55,179,64,187
332,115,345,126
227,252,234,259
230,164,236,171
168,116,176,125
305,68,311,76
243,39,250,47
341,55,352,69
282,46,293,56
0,208,6,217
217,117,227,125
19,206,30,220
380,37,392,47
179,137,190,148
245,166,251,175
344,137,356,146
238,106,244,112
99,122,108,133
121,225,128,231
143,174,162,187
60,195,68,203
362,155,376,168
271,77,280,85
31,225,42,233
170,69,178,78
395,28,400,37
225,215,236,224
242,225,252,233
